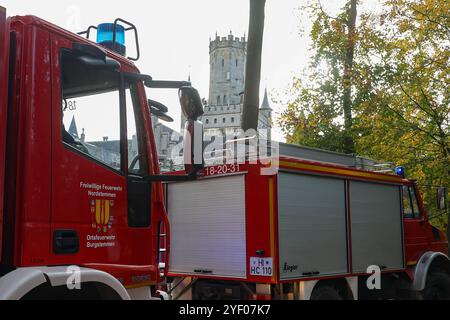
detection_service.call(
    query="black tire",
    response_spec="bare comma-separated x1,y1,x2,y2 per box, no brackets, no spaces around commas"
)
310,284,344,300
423,272,450,300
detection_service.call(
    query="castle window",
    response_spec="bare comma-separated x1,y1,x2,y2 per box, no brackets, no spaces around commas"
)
214,119,218,124
223,118,226,124
206,119,209,125
222,59,225,67
236,59,238,67
231,117,235,123
223,95,227,105
217,96,221,105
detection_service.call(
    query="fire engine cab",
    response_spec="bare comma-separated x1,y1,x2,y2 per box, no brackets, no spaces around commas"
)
0,7,204,300
0,7,449,300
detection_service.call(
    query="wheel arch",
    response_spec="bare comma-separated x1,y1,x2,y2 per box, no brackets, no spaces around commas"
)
305,277,356,300
0,268,47,300
0,267,130,300
413,252,450,291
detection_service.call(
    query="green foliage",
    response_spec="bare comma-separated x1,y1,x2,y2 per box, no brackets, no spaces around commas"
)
280,0,449,227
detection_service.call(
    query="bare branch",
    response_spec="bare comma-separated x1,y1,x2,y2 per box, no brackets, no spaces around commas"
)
380,100,441,145
317,0,340,21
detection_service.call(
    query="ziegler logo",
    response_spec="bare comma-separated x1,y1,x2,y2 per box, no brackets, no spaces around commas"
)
91,199,114,233
283,263,299,273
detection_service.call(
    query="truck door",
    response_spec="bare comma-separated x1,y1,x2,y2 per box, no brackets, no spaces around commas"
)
403,184,432,257
50,38,156,283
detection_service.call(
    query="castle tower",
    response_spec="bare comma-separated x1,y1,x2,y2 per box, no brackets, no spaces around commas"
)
199,33,247,137
159,32,273,172
209,32,247,107
200,32,273,141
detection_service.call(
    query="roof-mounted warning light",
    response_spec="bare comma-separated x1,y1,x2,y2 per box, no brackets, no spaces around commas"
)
78,18,140,61
395,166,406,178
97,23,126,56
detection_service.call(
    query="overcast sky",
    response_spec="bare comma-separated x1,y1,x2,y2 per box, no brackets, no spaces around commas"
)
2,0,382,142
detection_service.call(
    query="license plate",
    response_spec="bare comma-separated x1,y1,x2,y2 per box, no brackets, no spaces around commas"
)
250,257,273,277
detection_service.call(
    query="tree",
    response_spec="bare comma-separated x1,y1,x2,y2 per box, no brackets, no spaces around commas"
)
280,0,449,233
280,0,365,153
361,0,450,236
242,0,266,132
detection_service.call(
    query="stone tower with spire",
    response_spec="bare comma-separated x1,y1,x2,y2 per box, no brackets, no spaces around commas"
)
259,88,273,141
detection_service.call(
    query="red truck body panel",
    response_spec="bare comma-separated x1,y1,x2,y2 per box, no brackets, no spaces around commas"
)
0,7,10,263
168,157,448,284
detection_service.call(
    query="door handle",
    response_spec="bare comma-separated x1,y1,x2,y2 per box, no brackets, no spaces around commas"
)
302,271,321,277
54,230,79,255
194,270,213,275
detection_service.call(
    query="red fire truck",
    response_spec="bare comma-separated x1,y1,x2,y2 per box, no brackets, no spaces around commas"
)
165,143,450,300
0,7,449,300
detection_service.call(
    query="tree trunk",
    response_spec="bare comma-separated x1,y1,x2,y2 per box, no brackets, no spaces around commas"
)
242,0,266,132
342,0,357,154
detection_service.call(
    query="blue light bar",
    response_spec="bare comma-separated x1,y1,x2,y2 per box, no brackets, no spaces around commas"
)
97,23,126,56
396,166,406,178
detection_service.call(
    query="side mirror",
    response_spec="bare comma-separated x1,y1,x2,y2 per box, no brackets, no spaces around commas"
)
148,99,173,122
150,107,174,122
179,87,204,174
183,120,204,174
179,87,204,121
147,86,204,182
437,187,447,211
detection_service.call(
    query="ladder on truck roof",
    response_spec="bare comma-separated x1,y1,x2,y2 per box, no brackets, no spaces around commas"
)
162,138,396,174
208,142,396,174
279,143,396,173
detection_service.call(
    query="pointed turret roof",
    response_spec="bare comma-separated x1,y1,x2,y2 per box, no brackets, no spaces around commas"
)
260,88,272,111
68,116,79,139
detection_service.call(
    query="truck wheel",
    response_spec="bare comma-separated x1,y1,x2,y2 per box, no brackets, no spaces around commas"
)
310,284,343,300
423,273,450,300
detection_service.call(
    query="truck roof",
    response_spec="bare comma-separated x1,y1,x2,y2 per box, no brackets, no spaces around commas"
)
279,143,394,173
278,155,405,184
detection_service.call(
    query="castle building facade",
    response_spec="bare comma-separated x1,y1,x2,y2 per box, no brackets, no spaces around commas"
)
162,32,273,170
182,32,273,141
